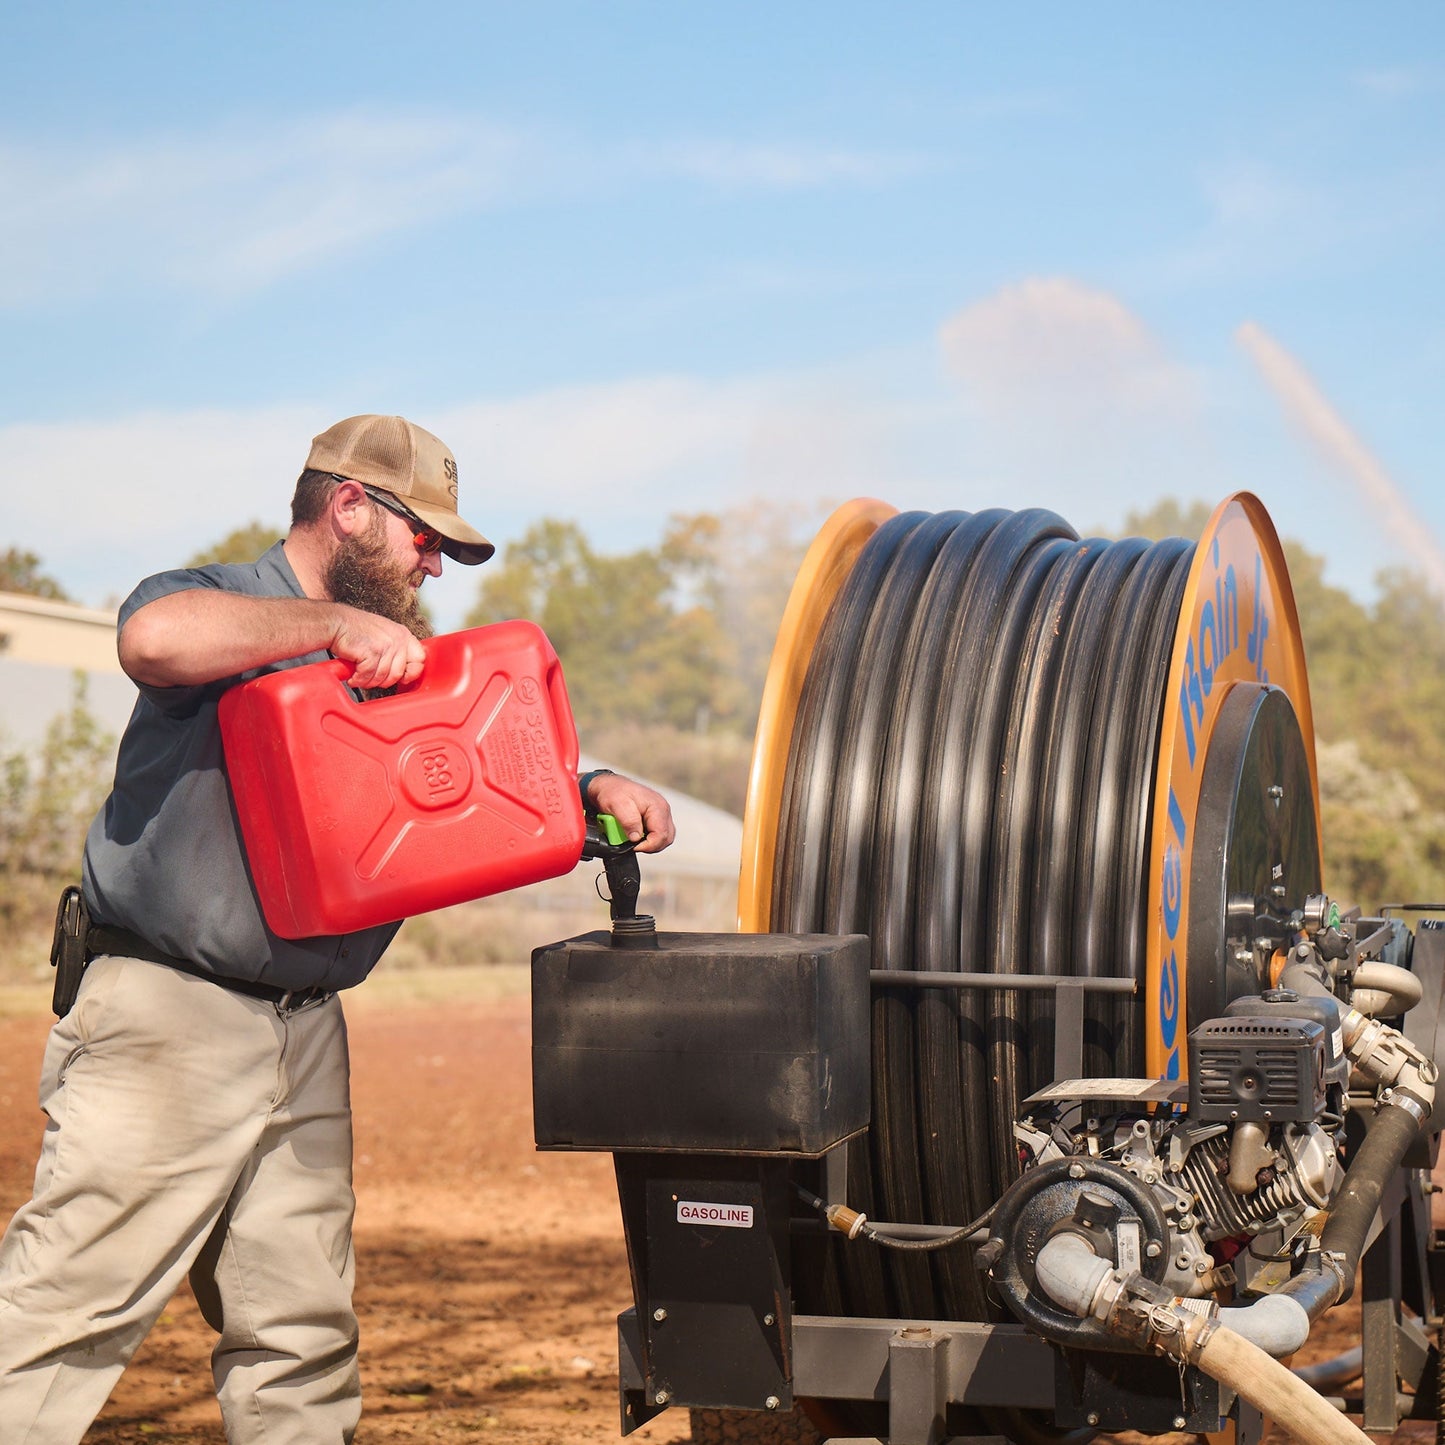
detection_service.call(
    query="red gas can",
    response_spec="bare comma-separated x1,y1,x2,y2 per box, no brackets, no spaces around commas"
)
219,621,585,938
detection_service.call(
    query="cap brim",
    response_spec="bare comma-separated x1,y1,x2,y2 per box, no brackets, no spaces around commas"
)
405,497,495,566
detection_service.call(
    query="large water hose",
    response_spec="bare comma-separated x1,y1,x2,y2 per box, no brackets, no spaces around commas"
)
1034,1233,1369,1445
1281,1100,1425,1321
1272,962,1439,1320
1192,1327,1370,1445
765,508,1193,1321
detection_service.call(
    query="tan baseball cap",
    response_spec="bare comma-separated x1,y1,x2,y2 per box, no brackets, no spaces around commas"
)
305,414,494,565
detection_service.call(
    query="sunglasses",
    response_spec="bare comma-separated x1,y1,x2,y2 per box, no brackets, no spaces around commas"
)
347,480,446,555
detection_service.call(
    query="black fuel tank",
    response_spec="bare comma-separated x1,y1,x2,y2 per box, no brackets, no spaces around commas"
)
531,931,870,1156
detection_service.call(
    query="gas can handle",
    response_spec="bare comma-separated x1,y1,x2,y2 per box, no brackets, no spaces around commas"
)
547,655,580,776
318,656,428,700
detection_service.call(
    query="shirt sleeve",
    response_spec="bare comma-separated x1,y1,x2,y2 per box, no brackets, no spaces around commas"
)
119,565,240,717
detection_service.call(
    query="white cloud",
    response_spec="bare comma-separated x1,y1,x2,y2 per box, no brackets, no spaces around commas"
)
0,116,930,307
2,283,1246,634
0,115,526,305
438,370,934,545
933,277,1224,526
33,292,1427,648
436,378,758,502
939,276,1201,420
4,374,930,630
1354,65,1440,98
3,403,320,606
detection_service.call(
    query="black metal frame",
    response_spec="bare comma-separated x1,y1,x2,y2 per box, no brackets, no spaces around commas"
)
607,959,1441,1442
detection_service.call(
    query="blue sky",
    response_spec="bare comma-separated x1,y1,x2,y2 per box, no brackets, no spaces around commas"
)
3,4,1442,631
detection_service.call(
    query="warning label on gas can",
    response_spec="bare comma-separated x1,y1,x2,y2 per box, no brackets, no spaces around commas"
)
676,1200,754,1228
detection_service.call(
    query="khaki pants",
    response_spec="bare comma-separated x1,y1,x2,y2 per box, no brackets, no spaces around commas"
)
0,955,359,1444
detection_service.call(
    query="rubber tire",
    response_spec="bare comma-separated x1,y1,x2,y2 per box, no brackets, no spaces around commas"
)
689,1406,827,1444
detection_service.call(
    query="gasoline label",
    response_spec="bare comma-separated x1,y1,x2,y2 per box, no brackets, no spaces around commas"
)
676,1200,754,1229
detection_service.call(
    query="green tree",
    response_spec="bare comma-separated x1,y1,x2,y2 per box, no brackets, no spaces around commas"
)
0,547,72,601
1108,495,1445,906
659,499,827,730
1116,497,1215,542
460,503,819,811
465,502,820,743
465,518,729,734
186,522,286,568
0,677,116,967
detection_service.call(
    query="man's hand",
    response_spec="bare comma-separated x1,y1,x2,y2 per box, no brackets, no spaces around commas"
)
586,773,676,854
328,607,427,691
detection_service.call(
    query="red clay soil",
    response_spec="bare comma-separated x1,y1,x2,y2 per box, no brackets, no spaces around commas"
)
0,995,1432,1445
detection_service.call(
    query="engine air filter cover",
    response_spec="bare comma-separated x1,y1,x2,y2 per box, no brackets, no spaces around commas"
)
1187,1013,1327,1123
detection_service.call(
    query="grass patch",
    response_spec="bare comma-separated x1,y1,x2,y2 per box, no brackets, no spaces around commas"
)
347,962,531,1011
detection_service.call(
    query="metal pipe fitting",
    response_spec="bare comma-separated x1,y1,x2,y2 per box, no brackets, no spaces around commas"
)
1341,1008,1438,1117
1218,1292,1311,1357
1349,961,1423,1019
1226,1120,1276,1195
1033,1231,1124,1323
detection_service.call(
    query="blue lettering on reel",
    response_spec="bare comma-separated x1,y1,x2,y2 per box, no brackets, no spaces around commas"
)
1159,785,1188,1076
1247,552,1270,681
1177,563,1241,766
1159,949,1181,1078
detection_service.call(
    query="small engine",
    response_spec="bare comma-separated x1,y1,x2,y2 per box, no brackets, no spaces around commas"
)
1005,987,1351,1313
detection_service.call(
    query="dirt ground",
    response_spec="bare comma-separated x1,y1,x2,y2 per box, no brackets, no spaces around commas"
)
0,978,1433,1445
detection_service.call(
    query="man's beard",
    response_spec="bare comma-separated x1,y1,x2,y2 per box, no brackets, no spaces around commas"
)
324,516,433,642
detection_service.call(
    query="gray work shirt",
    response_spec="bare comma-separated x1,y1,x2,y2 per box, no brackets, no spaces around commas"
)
81,542,400,991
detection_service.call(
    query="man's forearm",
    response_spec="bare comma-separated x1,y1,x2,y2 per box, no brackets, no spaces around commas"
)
119,591,345,687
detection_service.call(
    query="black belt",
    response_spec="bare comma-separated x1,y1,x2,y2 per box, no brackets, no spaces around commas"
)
87,924,332,1011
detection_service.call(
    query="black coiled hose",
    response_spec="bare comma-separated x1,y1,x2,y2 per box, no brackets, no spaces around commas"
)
770,508,1194,1329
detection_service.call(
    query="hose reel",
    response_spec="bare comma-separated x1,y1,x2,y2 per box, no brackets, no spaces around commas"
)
740,493,1322,1329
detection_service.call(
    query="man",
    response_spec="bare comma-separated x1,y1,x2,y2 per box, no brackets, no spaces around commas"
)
0,414,674,1443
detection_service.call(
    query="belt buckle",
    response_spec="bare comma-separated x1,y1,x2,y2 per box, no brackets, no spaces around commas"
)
274,986,329,1018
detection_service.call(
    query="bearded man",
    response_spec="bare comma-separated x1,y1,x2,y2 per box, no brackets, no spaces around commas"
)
0,415,674,1443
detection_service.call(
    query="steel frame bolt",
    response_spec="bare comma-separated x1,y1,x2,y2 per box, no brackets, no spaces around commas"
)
1173,1416,1188,1430
763,1312,775,1326
1086,1412,1100,1426
765,1395,781,1411
1068,1163,1086,1179
655,1389,671,1405
652,1307,667,1323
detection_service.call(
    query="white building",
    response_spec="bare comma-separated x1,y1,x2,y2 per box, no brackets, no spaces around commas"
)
0,592,138,748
